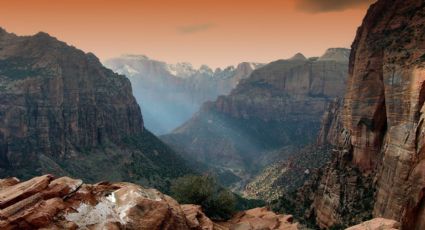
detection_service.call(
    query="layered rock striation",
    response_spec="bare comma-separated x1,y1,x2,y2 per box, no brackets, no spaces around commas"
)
291,0,425,228
346,218,400,230
0,28,191,191
0,175,298,230
162,49,349,189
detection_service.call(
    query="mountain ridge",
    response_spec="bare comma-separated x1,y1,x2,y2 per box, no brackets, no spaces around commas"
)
0,27,192,192
162,48,349,190
104,55,263,134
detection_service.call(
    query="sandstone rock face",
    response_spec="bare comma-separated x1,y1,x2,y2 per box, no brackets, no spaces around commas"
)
217,207,298,230
0,29,142,165
316,99,344,147
181,204,216,230
346,218,400,230
0,175,297,230
301,0,425,228
0,175,191,229
104,55,262,134
162,49,348,189
0,28,191,191
312,150,375,228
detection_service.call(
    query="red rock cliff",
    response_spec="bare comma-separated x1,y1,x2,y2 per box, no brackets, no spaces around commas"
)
0,28,191,190
311,0,425,228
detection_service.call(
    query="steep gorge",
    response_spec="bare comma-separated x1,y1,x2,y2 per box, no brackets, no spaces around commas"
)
104,55,261,134
162,49,349,189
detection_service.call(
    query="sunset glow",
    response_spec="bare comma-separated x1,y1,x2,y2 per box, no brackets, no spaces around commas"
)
0,0,371,67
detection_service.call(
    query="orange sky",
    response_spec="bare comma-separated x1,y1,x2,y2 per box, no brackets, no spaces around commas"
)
0,0,371,68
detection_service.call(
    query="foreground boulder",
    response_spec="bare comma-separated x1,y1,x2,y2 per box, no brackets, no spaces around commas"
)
0,175,190,229
346,218,400,230
217,207,298,230
181,204,223,230
0,175,298,230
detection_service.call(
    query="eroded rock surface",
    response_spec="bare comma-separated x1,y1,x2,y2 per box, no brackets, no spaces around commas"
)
217,207,298,230
0,175,298,230
0,175,189,229
292,0,425,228
346,218,400,230
181,204,216,230
0,28,191,191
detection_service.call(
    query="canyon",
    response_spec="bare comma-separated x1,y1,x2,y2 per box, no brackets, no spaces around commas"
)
1,0,425,228
104,55,262,134
162,49,349,190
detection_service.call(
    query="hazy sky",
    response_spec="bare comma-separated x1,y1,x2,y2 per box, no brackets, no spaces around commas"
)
0,0,374,68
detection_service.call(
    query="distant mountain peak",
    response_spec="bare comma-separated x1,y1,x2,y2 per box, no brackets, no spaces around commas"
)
0,27,7,34
199,64,213,75
34,31,51,37
104,55,263,133
318,48,350,62
236,62,262,71
289,53,307,61
32,31,61,43
120,54,150,60
0,27,17,40
167,62,197,78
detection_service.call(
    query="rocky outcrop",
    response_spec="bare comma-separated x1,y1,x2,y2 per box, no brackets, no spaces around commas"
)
0,175,297,230
162,49,348,189
295,0,425,228
104,55,262,134
0,175,192,229
217,207,298,230
181,205,216,230
316,98,344,147
346,218,400,230
0,28,191,191
312,150,375,228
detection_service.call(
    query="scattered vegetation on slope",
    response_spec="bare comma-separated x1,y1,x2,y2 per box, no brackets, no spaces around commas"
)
171,175,265,220
171,175,237,220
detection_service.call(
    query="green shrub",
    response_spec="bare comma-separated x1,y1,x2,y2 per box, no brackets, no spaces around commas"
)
171,175,236,220
234,193,265,211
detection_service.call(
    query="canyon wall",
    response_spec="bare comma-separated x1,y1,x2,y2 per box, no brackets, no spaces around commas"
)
0,28,191,191
305,0,425,228
162,49,349,189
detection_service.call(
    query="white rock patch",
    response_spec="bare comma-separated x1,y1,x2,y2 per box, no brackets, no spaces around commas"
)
65,186,165,229
65,200,123,229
